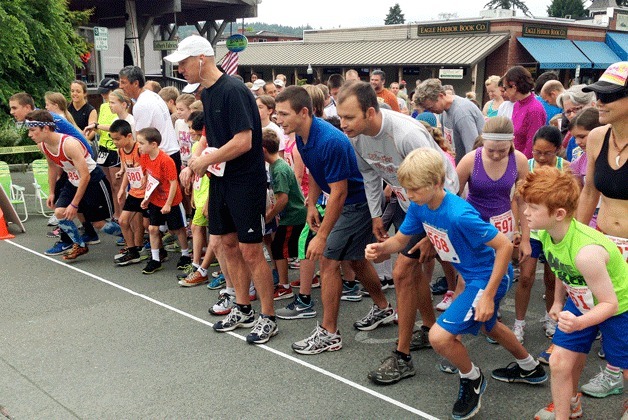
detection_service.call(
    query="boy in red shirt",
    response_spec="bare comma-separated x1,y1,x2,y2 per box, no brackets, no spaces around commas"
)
138,127,190,274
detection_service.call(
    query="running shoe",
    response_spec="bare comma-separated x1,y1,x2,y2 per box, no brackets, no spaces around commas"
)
288,258,300,269
452,371,486,420
178,270,209,287
353,303,395,331
209,292,235,316
273,285,294,301
430,276,448,295
290,275,321,288
63,243,89,260
340,281,363,302
512,321,525,344
398,326,432,351
538,344,555,365
213,306,256,332
115,249,141,266
436,290,454,311
44,241,72,256
159,248,168,263
80,233,100,245
439,358,459,374
161,232,176,245
249,285,258,301
292,323,342,355
246,315,278,344
368,352,416,385
176,255,192,270
491,362,548,384
46,226,61,238
581,367,624,398
177,263,196,278
142,259,163,275
534,393,582,420
116,236,126,246
541,313,557,338
381,278,395,290
276,295,316,320
102,220,122,236
207,273,226,290
211,270,223,279
139,245,150,261
165,242,182,252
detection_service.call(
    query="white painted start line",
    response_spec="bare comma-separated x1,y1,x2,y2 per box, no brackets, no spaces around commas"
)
5,239,439,420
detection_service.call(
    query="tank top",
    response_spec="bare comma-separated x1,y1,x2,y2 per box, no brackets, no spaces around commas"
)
467,147,518,221
284,138,309,198
68,102,95,130
43,135,98,187
594,127,628,200
528,156,564,172
486,100,498,118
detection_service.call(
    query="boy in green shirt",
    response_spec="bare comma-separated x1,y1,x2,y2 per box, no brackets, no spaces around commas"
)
518,167,628,420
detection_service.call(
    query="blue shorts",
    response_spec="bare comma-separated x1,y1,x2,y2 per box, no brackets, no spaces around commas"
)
436,265,514,336
552,298,628,369
529,238,547,263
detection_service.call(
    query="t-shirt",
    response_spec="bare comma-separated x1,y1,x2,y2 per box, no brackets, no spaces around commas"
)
201,73,265,184
536,95,563,125
140,150,182,207
97,102,117,150
133,90,179,156
268,158,307,226
539,218,628,315
296,117,366,205
50,112,94,159
497,101,514,119
350,109,459,216
174,118,192,164
376,88,401,112
190,141,209,207
68,102,95,130
512,94,546,159
118,141,144,199
442,96,485,163
400,191,500,284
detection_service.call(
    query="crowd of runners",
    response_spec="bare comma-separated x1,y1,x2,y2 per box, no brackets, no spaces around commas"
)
7,34,627,420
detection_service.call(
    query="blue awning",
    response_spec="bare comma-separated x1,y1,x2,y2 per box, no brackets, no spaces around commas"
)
606,32,628,61
573,40,621,69
517,37,592,69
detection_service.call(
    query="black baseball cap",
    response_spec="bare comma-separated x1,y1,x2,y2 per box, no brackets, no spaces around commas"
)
97,77,120,94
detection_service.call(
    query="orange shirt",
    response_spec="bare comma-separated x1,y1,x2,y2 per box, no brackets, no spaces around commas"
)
140,150,182,207
118,142,145,199
377,88,401,112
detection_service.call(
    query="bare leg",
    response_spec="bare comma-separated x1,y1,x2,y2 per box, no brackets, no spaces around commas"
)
483,322,529,359
429,324,473,374
515,257,538,321
320,257,343,332
549,346,586,419
351,259,388,309
298,258,316,296
393,255,421,354
240,241,275,316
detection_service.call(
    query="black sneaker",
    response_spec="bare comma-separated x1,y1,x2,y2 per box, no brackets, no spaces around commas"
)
491,362,548,384
430,276,448,295
452,372,486,420
116,250,141,266
367,352,416,385
176,255,192,270
142,259,163,275
396,325,432,351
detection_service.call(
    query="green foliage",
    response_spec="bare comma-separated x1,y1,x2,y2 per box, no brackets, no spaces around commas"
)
484,0,533,17
240,22,312,37
0,115,40,165
547,0,587,17
385,3,406,25
0,0,92,118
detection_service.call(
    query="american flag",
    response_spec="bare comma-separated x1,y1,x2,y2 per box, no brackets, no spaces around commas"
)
221,51,239,75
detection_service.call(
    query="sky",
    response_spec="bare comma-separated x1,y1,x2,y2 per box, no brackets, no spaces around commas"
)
247,0,569,30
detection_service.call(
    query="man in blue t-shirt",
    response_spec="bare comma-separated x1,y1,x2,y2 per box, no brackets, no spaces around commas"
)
275,86,394,355
366,147,547,419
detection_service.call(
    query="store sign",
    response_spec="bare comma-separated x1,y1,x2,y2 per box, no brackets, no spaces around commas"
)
522,24,567,39
439,68,464,79
418,21,490,36
153,40,178,51
94,27,108,51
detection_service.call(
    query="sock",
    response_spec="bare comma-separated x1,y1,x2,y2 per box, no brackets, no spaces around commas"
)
198,266,207,277
261,313,276,322
514,319,526,327
516,355,539,371
134,246,143,254
299,293,311,304
459,363,481,380
192,262,200,269
394,349,411,361
181,248,190,257
151,249,160,262
281,284,290,289
83,221,97,238
225,287,235,295
237,303,252,314
58,219,84,246
605,364,621,376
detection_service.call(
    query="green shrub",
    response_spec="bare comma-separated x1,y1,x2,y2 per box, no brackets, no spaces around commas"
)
0,117,42,165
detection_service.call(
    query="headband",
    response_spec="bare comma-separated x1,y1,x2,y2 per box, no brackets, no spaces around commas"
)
24,120,55,128
482,133,514,141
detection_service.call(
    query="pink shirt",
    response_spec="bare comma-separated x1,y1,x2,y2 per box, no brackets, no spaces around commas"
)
512,94,546,159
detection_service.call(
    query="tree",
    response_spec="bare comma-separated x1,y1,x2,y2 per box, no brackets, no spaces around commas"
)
0,0,91,120
547,0,587,18
484,0,533,17
385,3,405,25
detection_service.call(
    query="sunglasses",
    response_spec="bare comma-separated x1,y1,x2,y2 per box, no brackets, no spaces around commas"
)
595,90,628,104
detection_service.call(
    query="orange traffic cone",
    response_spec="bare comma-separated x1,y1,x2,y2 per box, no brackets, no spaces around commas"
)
0,207,15,240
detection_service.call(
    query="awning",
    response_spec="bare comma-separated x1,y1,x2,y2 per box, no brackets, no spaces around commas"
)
606,32,628,61
517,37,592,69
216,33,510,67
573,40,621,69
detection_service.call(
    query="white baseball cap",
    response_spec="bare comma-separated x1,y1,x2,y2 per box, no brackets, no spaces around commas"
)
164,35,214,64
182,83,200,94
251,79,266,91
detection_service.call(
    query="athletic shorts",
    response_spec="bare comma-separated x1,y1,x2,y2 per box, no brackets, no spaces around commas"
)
401,233,426,259
436,265,514,336
602,232,628,262
192,203,208,227
55,167,113,223
208,179,265,243
552,298,628,369
97,146,121,168
122,194,149,217
271,224,304,260
147,202,187,231
324,201,374,261
298,205,325,260
530,238,547,263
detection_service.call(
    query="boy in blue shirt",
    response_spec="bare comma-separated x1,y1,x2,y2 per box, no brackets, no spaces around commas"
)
366,148,547,420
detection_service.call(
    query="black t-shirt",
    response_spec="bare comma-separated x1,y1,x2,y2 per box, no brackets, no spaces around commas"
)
68,102,96,130
201,74,265,183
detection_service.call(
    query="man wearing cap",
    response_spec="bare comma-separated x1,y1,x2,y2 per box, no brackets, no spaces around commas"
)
250,79,266,97
182,83,203,100
274,79,285,94
165,35,277,344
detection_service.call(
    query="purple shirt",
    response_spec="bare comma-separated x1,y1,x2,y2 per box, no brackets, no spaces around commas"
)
512,94,546,159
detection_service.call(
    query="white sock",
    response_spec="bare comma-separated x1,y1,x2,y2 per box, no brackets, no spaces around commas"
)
198,266,207,276
225,286,235,295
514,319,526,327
181,248,190,257
151,249,160,261
459,363,481,380
516,355,538,371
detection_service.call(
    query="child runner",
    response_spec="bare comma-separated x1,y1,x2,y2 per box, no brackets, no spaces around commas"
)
366,148,547,420
516,167,628,420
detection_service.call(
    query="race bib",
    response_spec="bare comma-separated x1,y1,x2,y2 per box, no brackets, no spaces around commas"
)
126,166,143,190
202,147,226,177
443,126,454,152
390,186,410,210
490,210,515,241
564,283,594,313
144,173,160,200
67,169,80,187
96,149,109,165
423,223,460,263
192,173,202,191
605,234,628,262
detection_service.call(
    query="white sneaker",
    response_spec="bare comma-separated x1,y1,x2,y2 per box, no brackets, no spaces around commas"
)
513,321,525,344
436,291,454,311
580,367,624,398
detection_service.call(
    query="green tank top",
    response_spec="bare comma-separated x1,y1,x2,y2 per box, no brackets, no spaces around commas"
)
539,219,628,315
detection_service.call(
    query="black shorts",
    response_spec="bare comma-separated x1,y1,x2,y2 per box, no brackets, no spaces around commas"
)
97,146,121,168
208,179,265,243
271,224,304,260
147,202,187,231
55,167,113,223
401,232,427,259
123,194,149,217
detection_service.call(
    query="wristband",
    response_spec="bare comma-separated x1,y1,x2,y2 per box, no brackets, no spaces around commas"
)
69,203,78,209
95,122,99,129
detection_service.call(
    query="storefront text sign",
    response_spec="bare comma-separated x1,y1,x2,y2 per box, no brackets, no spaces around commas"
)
522,24,567,39
418,22,490,36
